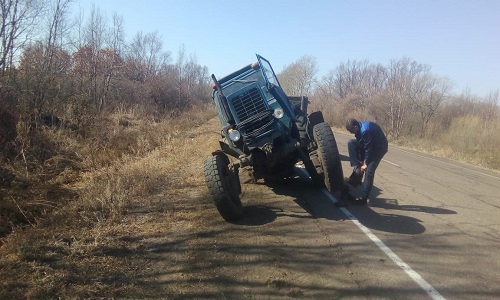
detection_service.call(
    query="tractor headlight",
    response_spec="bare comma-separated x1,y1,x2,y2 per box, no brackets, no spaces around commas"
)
273,108,284,119
228,128,241,142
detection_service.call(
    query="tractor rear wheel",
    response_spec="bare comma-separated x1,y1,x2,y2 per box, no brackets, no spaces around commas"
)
312,122,344,192
303,155,325,187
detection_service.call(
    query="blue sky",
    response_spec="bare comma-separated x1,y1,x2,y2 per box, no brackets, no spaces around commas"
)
73,0,500,96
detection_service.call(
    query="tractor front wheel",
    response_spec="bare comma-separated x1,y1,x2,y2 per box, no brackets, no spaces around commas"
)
204,152,243,221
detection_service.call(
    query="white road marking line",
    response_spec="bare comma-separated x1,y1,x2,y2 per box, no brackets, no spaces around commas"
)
296,167,445,299
320,187,446,300
382,159,400,168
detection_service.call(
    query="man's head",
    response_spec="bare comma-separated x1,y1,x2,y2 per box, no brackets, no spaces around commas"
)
346,118,359,134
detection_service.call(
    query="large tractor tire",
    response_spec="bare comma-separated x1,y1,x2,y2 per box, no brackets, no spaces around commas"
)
312,122,344,192
204,152,243,221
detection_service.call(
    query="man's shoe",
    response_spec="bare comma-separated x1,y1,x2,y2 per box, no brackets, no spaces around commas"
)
353,197,368,205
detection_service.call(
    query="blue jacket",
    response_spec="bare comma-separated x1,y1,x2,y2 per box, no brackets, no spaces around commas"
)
355,121,388,164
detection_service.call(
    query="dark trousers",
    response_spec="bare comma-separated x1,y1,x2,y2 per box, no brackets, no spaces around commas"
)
347,139,386,199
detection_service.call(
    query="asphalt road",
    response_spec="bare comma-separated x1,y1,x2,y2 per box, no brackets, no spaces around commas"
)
320,131,500,299
189,124,500,299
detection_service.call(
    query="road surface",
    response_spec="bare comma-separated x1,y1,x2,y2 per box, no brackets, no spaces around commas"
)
174,128,500,299
328,132,500,299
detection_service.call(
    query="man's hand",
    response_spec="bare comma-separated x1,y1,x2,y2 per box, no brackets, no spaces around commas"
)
361,162,367,172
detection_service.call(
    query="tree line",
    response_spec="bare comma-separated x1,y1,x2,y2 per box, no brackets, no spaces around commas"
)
1,0,498,170
278,55,499,141
0,0,211,160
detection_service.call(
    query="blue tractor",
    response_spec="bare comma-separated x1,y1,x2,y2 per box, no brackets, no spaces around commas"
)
204,54,344,220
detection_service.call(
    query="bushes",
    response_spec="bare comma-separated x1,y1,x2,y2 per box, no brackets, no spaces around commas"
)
313,87,499,170
0,103,215,240
0,93,17,161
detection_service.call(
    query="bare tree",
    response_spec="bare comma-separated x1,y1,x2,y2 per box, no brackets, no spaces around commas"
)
126,31,169,83
8,0,72,171
318,60,385,106
101,12,124,103
313,60,388,125
72,5,127,112
37,0,72,114
332,60,370,99
183,53,209,105
408,73,451,136
173,46,209,110
0,0,45,76
176,44,185,108
13,0,72,122
278,55,318,96
384,57,430,139
316,69,338,103
79,4,105,111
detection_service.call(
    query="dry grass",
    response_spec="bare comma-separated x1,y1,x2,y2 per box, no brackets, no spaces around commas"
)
75,105,220,224
394,116,500,170
0,105,221,299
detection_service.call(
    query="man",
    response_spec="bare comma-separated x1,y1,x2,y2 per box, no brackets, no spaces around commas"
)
345,118,388,205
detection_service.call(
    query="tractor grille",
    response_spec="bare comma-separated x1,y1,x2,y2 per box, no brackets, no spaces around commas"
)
232,87,267,121
231,87,274,139
237,110,275,139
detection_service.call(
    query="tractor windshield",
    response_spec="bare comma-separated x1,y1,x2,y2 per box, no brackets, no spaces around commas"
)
257,54,280,88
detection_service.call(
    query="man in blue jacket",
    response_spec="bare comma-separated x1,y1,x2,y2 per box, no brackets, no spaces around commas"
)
345,118,388,205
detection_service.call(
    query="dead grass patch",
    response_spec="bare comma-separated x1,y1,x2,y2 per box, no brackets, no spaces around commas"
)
395,116,500,170
0,105,219,299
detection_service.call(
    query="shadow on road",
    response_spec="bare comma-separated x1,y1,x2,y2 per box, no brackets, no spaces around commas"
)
371,198,457,214
231,205,278,226
348,205,427,234
341,185,457,234
339,153,350,162
233,173,457,235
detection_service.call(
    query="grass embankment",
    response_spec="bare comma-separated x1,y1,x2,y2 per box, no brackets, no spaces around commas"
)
0,106,220,299
393,116,500,171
